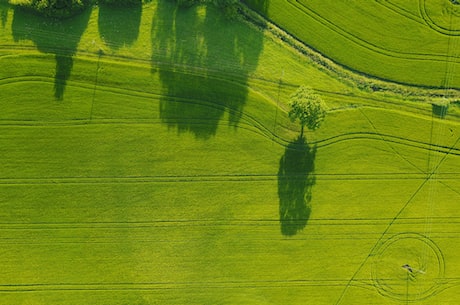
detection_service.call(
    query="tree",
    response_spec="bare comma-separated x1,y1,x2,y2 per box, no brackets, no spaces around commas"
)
288,86,327,137
10,0,91,18
214,0,239,19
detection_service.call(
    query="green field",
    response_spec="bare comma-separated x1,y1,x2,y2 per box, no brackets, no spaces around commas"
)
245,0,460,88
1,1,460,304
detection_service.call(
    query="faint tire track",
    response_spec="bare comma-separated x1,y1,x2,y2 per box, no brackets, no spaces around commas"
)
287,0,458,62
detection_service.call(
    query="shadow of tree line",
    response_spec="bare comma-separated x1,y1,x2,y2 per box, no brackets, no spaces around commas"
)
98,1,142,50
11,7,91,100
150,0,264,139
11,2,142,100
432,103,449,118
278,136,316,236
1,1,8,28
9,0,267,111
243,0,269,14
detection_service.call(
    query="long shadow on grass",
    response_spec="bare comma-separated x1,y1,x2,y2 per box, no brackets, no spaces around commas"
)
432,103,448,118
243,0,269,15
98,1,142,50
151,1,264,139
278,136,316,236
0,2,9,28
11,7,91,100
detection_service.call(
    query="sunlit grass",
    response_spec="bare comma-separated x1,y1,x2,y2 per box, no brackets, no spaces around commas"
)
1,1,460,304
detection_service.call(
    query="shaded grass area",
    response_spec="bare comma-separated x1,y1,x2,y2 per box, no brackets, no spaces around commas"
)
278,136,316,235
98,3,142,50
1,3,8,28
151,2,263,138
11,6,91,99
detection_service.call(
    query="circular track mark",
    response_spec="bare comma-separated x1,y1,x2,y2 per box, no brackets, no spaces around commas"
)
420,0,460,35
371,232,444,301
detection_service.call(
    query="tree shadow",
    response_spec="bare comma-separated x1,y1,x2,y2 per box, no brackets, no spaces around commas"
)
11,6,91,99
151,1,264,139
0,2,8,28
98,2,142,50
278,136,316,236
432,103,448,118
244,0,269,15
53,54,74,101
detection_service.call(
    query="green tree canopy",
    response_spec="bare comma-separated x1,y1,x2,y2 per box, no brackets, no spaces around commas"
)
10,0,143,18
288,86,327,136
10,0,90,18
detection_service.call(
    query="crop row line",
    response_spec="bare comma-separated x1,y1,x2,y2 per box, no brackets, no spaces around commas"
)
1,171,460,184
375,0,424,25
287,0,459,63
0,278,457,292
1,218,460,227
0,278,428,292
1,232,460,241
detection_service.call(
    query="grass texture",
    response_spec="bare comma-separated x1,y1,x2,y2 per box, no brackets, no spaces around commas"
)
244,0,460,88
1,1,460,304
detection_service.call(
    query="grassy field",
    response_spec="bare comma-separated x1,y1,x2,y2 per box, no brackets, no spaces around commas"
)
1,1,460,304
244,0,460,88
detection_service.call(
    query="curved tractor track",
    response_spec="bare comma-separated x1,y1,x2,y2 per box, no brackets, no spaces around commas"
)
2,46,460,160
2,75,460,161
287,0,458,62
